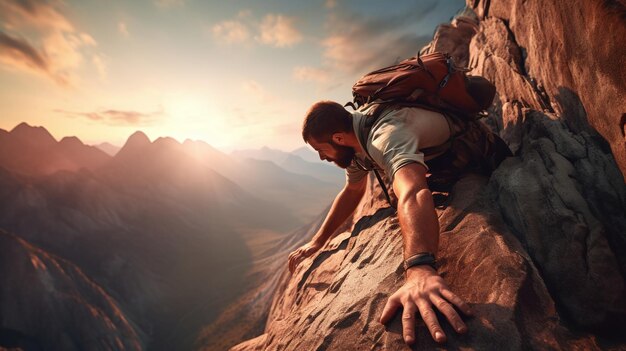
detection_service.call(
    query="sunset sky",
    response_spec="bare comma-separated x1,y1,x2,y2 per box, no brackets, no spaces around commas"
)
0,0,464,151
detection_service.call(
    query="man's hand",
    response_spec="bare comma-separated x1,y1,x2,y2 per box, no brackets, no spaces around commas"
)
288,240,323,273
380,265,473,345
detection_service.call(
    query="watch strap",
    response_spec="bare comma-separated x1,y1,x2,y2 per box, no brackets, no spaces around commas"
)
403,252,436,271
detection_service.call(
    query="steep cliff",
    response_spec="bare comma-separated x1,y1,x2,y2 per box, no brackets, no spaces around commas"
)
0,229,142,350
232,1,626,350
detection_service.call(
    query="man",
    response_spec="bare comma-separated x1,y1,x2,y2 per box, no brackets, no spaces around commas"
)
288,100,493,345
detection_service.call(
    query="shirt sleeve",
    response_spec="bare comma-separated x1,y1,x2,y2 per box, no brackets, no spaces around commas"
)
345,160,368,184
366,114,427,182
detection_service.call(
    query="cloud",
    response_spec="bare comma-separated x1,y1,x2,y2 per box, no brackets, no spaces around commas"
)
320,5,438,75
92,54,107,81
241,80,275,104
290,2,438,91
79,33,97,46
257,14,302,48
42,31,88,71
56,108,162,126
118,21,129,38
0,30,69,85
0,0,101,87
0,0,73,32
211,20,250,44
321,32,430,75
292,66,330,83
211,12,302,48
0,31,48,70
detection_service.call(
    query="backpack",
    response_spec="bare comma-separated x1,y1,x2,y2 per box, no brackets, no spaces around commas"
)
347,52,496,115
345,52,511,207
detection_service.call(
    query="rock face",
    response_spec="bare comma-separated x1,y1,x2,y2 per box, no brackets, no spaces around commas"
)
471,0,626,176
0,229,142,350
231,1,626,350
465,0,626,330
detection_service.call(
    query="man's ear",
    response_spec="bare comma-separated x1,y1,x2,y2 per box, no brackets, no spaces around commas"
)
331,132,348,145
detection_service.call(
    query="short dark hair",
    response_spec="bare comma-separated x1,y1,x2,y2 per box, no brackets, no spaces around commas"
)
301,101,352,143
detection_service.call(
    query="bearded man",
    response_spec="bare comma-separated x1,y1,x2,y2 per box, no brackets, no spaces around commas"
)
288,100,510,345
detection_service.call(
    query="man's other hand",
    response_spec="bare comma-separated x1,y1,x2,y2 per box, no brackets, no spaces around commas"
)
288,241,323,274
379,265,473,345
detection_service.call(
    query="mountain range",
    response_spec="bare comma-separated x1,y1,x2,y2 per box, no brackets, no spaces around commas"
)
0,122,343,350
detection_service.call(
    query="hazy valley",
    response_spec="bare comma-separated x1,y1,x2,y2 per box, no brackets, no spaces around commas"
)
0,122,343,350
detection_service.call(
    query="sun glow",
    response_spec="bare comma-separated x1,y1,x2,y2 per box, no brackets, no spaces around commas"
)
152,92,236,149
0,0,465,153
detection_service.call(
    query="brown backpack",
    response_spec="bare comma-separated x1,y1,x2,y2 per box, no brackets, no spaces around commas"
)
347,52,496,115
346,52,510,207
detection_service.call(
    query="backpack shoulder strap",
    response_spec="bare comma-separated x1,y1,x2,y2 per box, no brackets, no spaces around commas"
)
355,104,467,208
353,104,396,208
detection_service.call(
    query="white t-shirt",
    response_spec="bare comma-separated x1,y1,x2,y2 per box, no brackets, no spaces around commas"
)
346,106,452,184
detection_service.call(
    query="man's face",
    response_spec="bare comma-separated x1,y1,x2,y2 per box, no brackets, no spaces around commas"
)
308,137,355,169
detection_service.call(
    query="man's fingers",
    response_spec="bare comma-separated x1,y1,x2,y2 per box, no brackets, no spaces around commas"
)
416,300,446,343
380,295,401,324
431,294,467,334
440,289,473,316
401,301,417,345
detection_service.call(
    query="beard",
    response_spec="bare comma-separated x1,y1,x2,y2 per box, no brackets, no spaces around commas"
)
329,141,355,169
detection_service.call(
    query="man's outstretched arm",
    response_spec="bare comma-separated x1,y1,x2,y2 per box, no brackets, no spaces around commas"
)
288,176,367,273
380,163,473,345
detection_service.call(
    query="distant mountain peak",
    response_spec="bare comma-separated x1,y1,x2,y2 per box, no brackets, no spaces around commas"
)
123,131,151,148
115,131,151,159
154,136,180,147
129,130,150,142
10,122,57,145
60,136,84,147
12,121,33,131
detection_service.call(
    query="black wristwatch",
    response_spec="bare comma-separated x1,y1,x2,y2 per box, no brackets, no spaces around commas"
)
403,252,437,271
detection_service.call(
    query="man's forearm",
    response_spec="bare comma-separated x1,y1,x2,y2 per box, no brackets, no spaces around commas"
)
311,181,365,245
396,187,439,259
383,163,472,345
392,164,440,263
